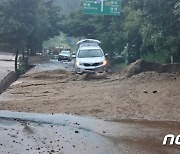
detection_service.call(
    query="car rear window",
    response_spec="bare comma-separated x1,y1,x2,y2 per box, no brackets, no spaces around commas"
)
78,49,103,58
61,50,70,54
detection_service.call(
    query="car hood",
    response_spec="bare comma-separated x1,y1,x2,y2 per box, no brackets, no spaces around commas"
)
77,57,105,63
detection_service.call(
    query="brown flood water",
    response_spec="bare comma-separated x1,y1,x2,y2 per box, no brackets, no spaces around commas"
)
0,111,179,154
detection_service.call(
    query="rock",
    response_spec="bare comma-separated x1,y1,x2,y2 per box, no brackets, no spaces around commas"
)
75,130,79,133
143,90,148,93
51,150,55,153
74,122,80,125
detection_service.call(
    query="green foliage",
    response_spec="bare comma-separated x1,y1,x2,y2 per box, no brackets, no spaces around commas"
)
43,33,68,49
27,0,62,54
174,2,180,17
0,0,62,53
0,0,36,49
61,0,180,63
141,52,167,64
18,58,26,74
53,0,81,14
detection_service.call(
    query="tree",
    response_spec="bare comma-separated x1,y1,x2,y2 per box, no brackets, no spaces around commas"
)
61,0,180,63
0,0,62,71
27,0,62,54
0,0,36,50
0,0,62,54
61,9,96,38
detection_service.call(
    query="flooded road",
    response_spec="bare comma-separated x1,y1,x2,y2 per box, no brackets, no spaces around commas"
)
0,111,179,154
0,59,179,153
0,52,14,82
29,60,74,73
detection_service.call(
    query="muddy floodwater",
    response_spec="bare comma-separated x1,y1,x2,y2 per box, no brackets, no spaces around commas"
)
0,111,179,154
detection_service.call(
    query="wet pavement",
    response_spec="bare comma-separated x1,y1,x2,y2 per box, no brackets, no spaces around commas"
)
0,111,179,154
29,60,74,73
0,52,15,82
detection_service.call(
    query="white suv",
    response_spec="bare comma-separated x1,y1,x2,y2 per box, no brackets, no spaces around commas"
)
75,39,107,74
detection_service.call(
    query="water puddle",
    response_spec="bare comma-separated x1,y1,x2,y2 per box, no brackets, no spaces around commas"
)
0,111,179,154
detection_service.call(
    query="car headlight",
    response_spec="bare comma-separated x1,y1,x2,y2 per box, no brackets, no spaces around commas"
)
76,61,83,66
76,61,80,66
103,60,107,65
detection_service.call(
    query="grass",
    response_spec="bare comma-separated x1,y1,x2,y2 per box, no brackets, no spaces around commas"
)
141,52,167,64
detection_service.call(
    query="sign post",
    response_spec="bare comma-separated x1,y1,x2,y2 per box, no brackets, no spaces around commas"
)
83,0,120,16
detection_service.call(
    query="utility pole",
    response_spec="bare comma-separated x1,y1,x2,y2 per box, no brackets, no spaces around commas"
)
15,49,19,72
101,0,104,12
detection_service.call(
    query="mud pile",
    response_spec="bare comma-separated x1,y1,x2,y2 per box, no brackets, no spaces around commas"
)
21,69,71,80
0,66,179,122
123,59,180,78
21,69,108,81
130,71,179,83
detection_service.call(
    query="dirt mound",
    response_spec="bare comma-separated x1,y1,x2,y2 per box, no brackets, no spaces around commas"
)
1,68,180,122
81,72,108,80
21,69,108,81
131,71,179,83
123,59,180,77
21,69,72,80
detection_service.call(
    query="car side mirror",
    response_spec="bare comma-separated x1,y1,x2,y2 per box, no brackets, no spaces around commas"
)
105,53,108,57
72,54,76,58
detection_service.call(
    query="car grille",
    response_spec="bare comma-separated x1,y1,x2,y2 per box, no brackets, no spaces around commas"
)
83,62,103,67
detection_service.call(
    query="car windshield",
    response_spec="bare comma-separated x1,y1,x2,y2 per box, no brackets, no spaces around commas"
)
78,49,103,58
60,50,70,54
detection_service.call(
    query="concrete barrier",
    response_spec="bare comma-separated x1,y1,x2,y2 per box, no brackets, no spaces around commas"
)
28,55,50,65
0,71,18,94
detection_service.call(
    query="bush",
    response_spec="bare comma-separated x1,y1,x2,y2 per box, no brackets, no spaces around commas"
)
18,58,26,74
141,52,168,64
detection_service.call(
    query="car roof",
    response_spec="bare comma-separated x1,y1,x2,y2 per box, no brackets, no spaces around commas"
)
61,50,70,52
78,46,101,50
76,39,101,46
80,43,99,48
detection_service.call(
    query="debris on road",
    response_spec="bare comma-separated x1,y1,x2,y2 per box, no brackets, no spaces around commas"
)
143,90,148,93
0,68,179,122
0,111,179,154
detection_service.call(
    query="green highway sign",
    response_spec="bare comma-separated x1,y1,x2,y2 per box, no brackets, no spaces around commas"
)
83,0,120,16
